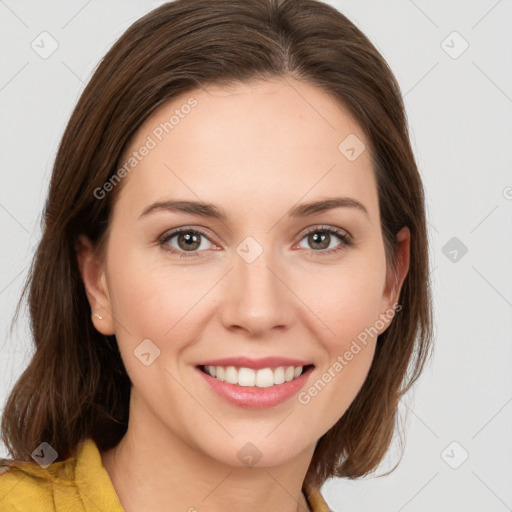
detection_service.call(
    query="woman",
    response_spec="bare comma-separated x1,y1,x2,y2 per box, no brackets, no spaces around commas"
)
0,0,432,510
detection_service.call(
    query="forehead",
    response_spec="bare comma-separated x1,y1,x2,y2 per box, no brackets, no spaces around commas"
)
113,77,378,222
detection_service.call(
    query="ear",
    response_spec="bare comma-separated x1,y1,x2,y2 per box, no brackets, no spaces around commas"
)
377,226,410,333
76,234,115,335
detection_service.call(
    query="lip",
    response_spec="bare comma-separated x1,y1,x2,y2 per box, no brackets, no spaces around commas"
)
195,364,315,409
195,356,313,370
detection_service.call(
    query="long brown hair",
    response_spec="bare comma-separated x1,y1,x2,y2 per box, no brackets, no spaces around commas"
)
1,0,432,487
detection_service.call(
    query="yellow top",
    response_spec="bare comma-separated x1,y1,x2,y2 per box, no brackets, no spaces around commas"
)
0,438,331,511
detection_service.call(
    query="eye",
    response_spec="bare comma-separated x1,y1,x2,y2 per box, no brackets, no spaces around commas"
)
158,224,353,259
296,225,353,255
159,227,216,258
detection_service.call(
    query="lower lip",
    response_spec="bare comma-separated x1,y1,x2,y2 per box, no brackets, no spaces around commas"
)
196,366,314,409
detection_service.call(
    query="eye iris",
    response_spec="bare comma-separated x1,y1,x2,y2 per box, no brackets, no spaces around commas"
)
178,232,200,251
309,232,330,250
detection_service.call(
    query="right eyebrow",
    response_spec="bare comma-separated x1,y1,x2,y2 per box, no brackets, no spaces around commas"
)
138,200,228,222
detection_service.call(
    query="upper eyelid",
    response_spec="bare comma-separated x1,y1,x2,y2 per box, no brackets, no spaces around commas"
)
303,224,351,237
161,226,217,244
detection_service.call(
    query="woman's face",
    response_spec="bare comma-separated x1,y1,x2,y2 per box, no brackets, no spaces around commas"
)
80,77,408,468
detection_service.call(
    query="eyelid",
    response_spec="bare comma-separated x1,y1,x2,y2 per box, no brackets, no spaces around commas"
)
298,224,353,242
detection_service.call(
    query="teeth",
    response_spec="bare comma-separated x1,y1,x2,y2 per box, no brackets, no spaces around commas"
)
274,366,285,384
239,367,255,386
255,368,274,388
203,365,305,387
225,366,238,384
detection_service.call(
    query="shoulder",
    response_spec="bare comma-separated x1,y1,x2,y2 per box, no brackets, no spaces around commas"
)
0,438,98,511
0,460,64,511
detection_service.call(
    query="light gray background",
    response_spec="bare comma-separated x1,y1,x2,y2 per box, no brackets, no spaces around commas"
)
1,1,511,511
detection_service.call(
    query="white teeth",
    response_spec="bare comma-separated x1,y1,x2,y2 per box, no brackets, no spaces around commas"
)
238,367,255,386
255,368,274,388
273,366,285,384
203,365,307,387
225,366,238,384
215,366,225,381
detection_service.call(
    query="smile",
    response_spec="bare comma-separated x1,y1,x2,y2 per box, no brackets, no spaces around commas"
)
196,363,315,409
199,364,314,388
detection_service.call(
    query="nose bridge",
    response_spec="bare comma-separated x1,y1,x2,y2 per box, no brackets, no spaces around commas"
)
220,234,293,334
236,234,282,305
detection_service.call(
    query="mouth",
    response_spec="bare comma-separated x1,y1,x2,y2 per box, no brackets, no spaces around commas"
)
197,364,315,388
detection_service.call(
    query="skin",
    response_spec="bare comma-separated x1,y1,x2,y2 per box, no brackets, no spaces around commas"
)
77,76,409,512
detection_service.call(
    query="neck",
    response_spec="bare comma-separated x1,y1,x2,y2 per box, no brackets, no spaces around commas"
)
100,392,316,512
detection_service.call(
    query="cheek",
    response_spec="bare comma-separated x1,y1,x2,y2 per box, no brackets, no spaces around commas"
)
104,249,203,408
297,342,376,440
106,239,208,339
298,257,387,346
295,289,382,437
291,259,385,429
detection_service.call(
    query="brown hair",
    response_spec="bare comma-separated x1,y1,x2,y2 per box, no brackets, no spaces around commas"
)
1,0,432,487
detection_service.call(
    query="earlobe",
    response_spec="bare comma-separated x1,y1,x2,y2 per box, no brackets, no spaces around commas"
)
76,234,116,335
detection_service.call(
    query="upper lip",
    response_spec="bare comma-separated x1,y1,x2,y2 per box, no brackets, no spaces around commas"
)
195,357,314,370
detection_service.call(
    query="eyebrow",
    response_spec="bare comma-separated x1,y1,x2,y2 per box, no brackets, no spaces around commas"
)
138,197,369,221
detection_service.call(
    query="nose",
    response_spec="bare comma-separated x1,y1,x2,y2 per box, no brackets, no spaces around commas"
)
217,243,295,338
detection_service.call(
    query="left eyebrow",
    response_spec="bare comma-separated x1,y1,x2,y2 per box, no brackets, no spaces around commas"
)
288,197,369,218
138,196,369,221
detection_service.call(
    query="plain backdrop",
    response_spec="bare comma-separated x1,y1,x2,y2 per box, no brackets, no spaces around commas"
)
1,1,511,511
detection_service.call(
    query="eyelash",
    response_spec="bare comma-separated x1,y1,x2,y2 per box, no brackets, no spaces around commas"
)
158,225,353,259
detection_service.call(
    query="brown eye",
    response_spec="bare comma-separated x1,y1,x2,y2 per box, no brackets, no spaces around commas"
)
307,232,331,250
160,228,214,257
297,226,352,255
176,231,201,251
